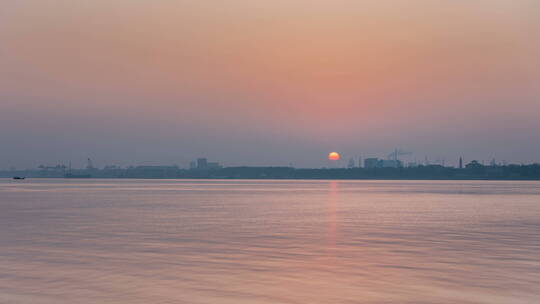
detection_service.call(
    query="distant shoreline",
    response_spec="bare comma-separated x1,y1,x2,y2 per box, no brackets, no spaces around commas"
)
4,178,540,182
2,163,540,181
4,176,540,182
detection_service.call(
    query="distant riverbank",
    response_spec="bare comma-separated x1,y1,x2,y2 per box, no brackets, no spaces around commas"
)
2,163,540,180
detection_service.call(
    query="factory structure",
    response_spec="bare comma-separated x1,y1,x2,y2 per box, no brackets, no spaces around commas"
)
346,149,414,169
348,149,466,169
363,158,402,169
189,158,222,170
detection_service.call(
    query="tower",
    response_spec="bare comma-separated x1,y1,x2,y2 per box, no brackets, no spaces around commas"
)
459,157,463,169
348,158,355,168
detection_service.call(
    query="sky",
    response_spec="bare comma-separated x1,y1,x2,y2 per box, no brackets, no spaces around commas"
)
1,0,539,168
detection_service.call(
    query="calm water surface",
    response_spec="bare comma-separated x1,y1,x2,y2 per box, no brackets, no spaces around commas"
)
1,179,540,303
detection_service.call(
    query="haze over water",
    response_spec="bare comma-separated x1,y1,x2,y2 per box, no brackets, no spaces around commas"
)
1,179,540,303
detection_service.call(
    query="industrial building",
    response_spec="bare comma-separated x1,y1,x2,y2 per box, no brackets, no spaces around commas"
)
364,158,402,168
193,158,221,170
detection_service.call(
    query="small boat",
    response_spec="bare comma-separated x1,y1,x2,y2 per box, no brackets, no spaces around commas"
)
13,176,26,180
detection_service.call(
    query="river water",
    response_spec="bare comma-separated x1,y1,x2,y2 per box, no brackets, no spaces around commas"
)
1,179,540,303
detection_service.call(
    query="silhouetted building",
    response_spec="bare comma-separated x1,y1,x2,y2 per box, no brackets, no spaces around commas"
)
197,158,208,169
189,161,197,170
364,158,379,168
348,158,355,168
459,157,463,169
380,159,401,168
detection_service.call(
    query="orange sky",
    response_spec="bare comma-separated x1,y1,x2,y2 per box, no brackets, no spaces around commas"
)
1,0,539,167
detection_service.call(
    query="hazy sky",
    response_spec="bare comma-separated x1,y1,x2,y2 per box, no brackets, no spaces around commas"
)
1,0,539,168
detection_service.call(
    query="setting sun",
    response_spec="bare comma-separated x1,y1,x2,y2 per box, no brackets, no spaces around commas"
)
328,152,340,161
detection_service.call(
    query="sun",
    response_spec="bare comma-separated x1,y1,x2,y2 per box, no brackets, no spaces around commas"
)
328,152,340,161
